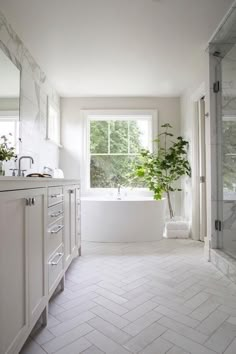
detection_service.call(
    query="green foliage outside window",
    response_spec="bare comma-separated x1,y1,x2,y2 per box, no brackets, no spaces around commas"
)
89,119,147,188
0,134,17,161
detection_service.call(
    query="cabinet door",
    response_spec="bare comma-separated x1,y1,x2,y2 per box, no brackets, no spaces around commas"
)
0,190,28,354
64,186,77,270
27,189,47,326
75,186,81,253
64,186,72,269
70,187,76,255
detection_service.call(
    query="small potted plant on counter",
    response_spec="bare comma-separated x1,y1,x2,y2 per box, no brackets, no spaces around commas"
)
131,123,191,238
0,134,17,176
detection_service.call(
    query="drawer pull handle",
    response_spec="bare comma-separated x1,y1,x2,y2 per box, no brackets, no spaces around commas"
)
50,210,63,218
50,252,64,266
50,193,63,199
50,225,64,234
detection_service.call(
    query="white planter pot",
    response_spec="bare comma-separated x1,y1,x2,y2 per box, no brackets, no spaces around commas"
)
164,218,189,239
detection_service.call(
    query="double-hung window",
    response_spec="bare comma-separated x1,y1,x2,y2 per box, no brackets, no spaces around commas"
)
84,110,156,191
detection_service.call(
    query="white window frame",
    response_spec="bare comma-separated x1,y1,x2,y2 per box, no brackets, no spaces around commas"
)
82,109,158,195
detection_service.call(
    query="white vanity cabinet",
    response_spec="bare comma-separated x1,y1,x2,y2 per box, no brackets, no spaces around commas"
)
0,179,80,354
0,188,47,354
64,185,80,271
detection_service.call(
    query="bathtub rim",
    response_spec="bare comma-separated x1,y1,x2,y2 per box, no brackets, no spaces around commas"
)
81,196,166,202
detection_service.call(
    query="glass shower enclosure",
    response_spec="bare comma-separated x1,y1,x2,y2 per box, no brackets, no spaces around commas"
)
221,44,236,258
210,5,236,259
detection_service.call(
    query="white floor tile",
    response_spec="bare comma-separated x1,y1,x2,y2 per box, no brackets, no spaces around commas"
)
123,301,157,322
53,337,91,354
224,338,236,354
124,322,167,353
158,316,208,344
196,309,229,336
204,322,236,353
20,240,236,354
49,311,96,336
139,337,173,354
162,329,216,354
90,305,130,329
123,310,162,336
92,296,128,315
86,330,130,354
88,316,131,345
154,305,199,328
42,323,93,353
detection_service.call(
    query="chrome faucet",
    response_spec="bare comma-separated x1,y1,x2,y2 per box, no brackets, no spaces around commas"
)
18,156,34,176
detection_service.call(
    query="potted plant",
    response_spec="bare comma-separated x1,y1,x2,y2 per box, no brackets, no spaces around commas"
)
0,134,17,176
131,123,191,238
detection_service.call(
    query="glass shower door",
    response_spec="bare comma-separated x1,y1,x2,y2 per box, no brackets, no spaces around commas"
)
221,43,236,258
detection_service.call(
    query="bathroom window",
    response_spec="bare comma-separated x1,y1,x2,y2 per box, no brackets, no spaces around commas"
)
0,116,19,150
84,110,157,190
47,98,61,146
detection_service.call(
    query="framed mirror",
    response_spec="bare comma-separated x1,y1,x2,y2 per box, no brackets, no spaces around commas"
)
0,48,21,150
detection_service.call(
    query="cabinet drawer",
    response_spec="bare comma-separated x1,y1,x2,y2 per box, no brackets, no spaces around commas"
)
48,245,64,292
47,221,63,257
48,202,64,226
48,187,63,207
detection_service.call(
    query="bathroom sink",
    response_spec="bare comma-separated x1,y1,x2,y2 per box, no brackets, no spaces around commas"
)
26,173,52,178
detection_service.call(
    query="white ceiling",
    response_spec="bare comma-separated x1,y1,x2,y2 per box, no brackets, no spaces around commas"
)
0,0,234,97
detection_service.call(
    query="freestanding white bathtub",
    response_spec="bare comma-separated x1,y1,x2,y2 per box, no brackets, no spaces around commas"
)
81,196,166,242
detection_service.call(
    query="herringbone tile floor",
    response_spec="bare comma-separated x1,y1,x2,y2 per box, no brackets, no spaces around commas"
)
21,240,236,354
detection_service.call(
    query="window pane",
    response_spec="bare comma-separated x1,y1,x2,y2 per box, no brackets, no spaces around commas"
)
90,121,108,153
110,120,128,153
0,120,16,145
90,155,135,188
223,119,236,193
129,120,149,153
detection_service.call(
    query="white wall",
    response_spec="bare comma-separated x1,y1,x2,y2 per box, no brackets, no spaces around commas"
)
0,10,60,172
60,96,182,213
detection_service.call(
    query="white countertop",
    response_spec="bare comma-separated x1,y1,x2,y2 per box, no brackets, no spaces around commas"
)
0,177,80,192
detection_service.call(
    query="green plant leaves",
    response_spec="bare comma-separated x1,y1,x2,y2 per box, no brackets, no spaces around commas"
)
130,123,191,217
0,134,17,162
